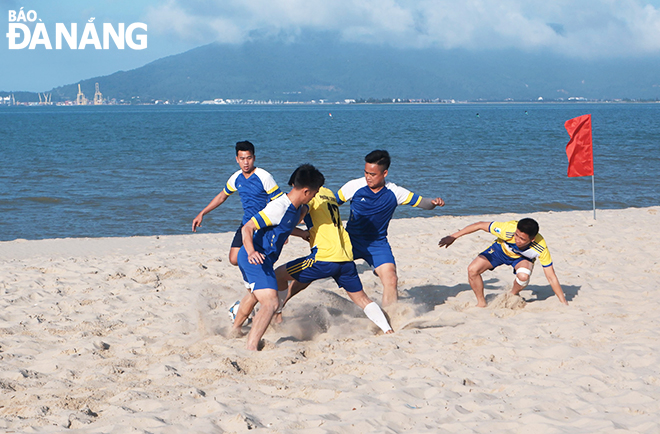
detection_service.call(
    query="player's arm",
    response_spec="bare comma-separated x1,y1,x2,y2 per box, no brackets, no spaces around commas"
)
335,178,363,206
298,204,309,223
291,227,310,241
290,205,311,240
289,205,312,241
259,170,284,201
334,188,347,206
391,184,444,210
438,221,491,248
192,191,230,232
241,220,265,265
542,264,569,305
416,197,445,210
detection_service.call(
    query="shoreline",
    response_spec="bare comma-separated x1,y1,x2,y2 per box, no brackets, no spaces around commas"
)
4,100,660,107
2,204,656,251
1,206,659,432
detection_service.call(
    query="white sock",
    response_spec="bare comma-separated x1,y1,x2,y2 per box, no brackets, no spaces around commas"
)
363,302,392,333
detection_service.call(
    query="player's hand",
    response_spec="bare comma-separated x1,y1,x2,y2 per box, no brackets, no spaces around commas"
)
300,230,310,241
247,251,265,265
438,235,455,248
431,198,445,207
192,215,203,232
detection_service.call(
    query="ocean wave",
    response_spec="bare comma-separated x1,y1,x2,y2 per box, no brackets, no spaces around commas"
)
22,197,62,204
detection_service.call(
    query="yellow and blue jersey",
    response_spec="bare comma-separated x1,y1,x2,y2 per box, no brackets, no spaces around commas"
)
303,187,353,262
336,178,421,241
250,194,305,262
223,167,283,225
489,221,553,267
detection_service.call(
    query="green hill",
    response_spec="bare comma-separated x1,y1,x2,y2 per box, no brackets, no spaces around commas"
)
45,37,660,103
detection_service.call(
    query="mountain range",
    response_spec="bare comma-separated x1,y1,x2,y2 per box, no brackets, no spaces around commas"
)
7,36,660,102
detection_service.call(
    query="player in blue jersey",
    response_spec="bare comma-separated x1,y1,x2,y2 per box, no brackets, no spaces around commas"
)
230,164,325,351
336,150,445,307
192,141,283,265
272,182,394,334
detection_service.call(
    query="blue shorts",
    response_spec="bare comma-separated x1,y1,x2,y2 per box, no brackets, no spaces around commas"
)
480,242,534,273
237,246,277,291
286,254,363,293
350,237,395,269
230,227,243,248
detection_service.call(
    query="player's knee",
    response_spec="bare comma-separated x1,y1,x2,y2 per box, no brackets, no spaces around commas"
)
467,263,482,278
229,248,239,266
390,272,398,285
515,267,532,287
259,294,279,312
376,264,397,282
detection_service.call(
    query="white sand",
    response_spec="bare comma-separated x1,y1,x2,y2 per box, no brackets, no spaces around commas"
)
1,207,659,433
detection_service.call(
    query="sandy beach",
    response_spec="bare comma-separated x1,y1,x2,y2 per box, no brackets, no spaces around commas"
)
1,206,659,433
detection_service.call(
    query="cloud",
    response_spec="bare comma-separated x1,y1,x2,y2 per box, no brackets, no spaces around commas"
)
145,0,660,57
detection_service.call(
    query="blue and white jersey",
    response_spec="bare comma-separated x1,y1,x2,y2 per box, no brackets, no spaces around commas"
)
336,178,421,241
223,168,283,225
249,194,306,262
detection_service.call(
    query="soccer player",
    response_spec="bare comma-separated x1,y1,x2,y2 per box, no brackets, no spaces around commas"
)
438,218,569,307
336,150,445,307
192,141,283,265
274,183,393,334
230,164,325,351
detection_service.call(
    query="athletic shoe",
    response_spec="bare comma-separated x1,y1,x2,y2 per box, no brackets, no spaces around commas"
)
228,300,240,323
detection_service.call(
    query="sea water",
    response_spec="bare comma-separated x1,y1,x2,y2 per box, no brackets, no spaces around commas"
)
1,103,658,241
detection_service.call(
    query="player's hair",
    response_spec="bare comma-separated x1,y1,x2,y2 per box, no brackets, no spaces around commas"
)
235,140,255,155
517,218,539,239
288,164,325,190
365,149,391,170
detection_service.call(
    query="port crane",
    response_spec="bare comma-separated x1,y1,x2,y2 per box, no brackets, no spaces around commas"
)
76,84,87,105
94,83,103,105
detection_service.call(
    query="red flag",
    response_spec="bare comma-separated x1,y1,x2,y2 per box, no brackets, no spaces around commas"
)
564,114,594,177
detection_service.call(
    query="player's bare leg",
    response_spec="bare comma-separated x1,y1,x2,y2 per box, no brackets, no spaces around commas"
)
346,289,372,309
272,266,311,324
229,247,240,266
374,262,398,307
467,255,494,307
246,288,279,351
229,290,257,338
511,261,534,296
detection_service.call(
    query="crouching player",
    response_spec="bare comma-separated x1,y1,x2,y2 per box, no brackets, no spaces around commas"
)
230,164,325,350
275,182,393,334
438,218,568,307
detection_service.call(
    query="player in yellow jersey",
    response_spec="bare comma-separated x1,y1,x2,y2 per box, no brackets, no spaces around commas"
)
274,184,393,334
438,218,568,307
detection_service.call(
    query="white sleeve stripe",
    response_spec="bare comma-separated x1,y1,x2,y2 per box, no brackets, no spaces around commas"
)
226,170,241,191
338,178,367,202
255,168,279,193
386,182,414,205
259,195,291,226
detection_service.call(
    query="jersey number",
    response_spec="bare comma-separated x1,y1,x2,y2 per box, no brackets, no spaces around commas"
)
326,203,340,227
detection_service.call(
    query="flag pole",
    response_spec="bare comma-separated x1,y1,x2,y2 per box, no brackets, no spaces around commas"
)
565,114,595,220
591,174,596,220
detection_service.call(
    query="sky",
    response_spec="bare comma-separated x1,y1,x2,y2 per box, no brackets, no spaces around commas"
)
3,0,660,92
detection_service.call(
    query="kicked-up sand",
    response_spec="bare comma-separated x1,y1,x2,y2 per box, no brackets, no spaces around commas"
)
0,207,659,433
